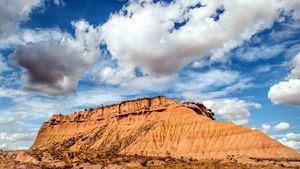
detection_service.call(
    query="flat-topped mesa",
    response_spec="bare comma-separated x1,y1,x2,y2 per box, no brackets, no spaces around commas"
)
48,96,214,125
32,96,216,150
32,96,299,159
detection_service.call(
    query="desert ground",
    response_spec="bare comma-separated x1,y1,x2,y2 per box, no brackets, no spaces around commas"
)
1,150,300,169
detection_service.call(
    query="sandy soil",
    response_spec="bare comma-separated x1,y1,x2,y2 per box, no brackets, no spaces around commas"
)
0,150,299,169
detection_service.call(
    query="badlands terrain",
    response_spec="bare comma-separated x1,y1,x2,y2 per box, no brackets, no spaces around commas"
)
0,96,299,168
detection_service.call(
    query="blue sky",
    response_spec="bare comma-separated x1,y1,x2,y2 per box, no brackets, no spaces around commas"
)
0,0,300,151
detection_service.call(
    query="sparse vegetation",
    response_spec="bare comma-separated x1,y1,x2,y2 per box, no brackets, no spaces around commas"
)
1,150,300,169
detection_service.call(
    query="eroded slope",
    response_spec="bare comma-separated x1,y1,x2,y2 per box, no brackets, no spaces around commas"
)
31,96,299,159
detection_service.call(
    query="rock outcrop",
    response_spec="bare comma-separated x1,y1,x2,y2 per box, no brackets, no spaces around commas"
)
31,96,299,159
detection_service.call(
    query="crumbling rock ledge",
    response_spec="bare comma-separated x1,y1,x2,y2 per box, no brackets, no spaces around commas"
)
47,96,214,125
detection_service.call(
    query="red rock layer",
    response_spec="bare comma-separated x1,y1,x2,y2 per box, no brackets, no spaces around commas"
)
31,96,299,159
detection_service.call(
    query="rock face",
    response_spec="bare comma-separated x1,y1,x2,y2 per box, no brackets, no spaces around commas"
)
31,96,299,159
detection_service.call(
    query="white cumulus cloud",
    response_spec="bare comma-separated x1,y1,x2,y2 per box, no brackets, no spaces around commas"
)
286,133,300,141
273,122,290,131
268,53,300,105
261,124,272,132
286,53,300,80
261,122,292,133
100,0,300,76
203,98,261,125
97,66,136,85
0,132,36,150
0,0,63,44
0,0,42,40
276,132,300,151
268,78,300,105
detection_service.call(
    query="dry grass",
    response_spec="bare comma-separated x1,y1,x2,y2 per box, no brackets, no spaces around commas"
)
1,150,300,169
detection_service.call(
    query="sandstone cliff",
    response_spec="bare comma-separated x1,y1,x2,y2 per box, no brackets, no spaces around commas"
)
31,96,299,159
